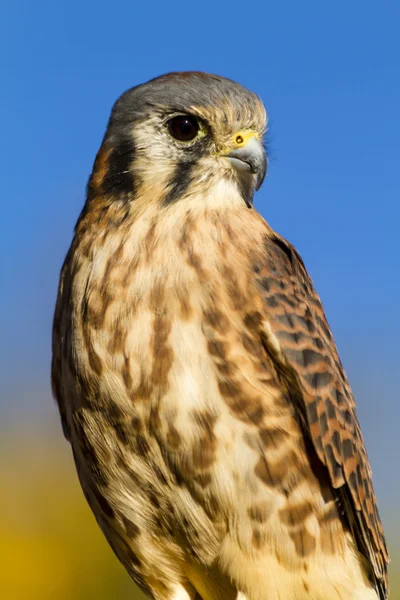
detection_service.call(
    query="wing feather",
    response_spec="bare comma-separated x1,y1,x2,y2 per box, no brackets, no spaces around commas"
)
255,233,389,597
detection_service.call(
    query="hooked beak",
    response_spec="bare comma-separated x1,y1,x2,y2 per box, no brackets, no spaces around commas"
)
224,136,267,191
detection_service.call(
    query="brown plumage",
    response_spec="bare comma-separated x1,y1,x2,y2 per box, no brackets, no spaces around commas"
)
52,71,389,600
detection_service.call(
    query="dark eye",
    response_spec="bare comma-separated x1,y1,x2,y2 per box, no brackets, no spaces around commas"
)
167,115,200,141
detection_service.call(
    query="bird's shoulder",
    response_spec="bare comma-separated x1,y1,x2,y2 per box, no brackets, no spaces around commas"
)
248,226,389,597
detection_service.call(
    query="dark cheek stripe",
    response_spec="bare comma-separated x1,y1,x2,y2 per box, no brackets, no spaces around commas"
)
162,160,196,206
88,138,136,199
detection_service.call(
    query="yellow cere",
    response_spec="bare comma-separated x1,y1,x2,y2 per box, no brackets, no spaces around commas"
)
232,130,259,148
217,130,260,157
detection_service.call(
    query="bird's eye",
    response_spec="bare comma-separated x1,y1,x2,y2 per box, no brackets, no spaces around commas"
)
167,115,200,142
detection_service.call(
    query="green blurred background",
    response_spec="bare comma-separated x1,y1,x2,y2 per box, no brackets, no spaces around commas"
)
1,0,399,598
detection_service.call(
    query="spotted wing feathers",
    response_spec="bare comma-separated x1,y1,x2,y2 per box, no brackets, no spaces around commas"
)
256,234,389,596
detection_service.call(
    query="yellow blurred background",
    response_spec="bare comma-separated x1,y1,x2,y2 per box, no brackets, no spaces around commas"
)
1,420,398,598
1,424,146,600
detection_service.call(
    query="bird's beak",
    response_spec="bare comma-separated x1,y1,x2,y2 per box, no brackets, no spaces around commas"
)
220,132,267,191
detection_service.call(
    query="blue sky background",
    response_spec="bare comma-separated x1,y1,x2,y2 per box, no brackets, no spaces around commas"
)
1,0,399,545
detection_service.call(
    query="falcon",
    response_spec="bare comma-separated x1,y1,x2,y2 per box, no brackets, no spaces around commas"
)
52,72,389,600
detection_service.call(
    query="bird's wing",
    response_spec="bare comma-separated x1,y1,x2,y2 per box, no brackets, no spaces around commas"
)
254,233,389,597
51,250,73,441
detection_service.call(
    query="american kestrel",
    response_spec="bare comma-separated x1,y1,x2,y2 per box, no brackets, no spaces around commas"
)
52,72,389,600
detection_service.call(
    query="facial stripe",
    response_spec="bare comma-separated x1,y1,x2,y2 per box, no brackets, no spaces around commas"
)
87,138,136,200
101,138,136,196
162,159,197,206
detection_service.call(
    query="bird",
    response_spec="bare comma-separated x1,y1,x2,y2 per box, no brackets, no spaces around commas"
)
51,71,389,600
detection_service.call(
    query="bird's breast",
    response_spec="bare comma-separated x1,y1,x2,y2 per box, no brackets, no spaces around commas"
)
66,205,286,511
58,206,379,600
68,206,268,414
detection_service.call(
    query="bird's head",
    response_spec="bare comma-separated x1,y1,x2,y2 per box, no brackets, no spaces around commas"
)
87,72,268,211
